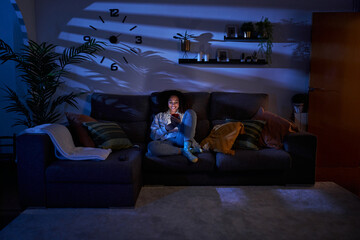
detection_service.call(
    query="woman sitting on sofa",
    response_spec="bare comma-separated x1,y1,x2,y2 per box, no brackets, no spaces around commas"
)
147,90,202,163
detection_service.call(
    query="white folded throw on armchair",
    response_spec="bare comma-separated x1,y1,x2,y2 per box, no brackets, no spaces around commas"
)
23,123,111,161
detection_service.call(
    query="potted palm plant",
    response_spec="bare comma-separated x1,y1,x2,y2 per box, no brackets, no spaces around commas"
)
0,38,105,127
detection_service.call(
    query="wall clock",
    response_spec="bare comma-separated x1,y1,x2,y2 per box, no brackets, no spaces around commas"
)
83,8,143,71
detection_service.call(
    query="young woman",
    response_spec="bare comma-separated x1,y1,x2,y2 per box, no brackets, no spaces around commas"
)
147,90,202,163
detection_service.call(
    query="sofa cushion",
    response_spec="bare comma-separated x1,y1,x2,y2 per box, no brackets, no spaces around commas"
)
90,93,150,143
144,152,215,173
46,148,142,184
200,122,244,155
252,107,298,149
216,148,291,171
212,119,266,150
210,92,268,121
83,122,133,150
65,112,96,147
232,120,266,150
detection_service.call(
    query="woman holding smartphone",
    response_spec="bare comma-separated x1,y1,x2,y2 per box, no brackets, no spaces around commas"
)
148,90,202,163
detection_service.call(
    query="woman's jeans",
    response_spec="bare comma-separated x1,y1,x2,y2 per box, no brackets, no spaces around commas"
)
147,109,197,156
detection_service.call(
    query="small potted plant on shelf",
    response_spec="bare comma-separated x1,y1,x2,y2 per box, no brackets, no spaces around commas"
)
241,22,254,38
252,51,258,62
255,17,273,63
173,31,195,58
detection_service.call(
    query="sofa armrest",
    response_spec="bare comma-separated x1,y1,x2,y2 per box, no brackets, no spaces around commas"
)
17,133,56,207
283,132,317,184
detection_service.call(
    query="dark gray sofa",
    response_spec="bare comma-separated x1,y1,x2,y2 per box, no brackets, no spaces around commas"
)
16,92,317,208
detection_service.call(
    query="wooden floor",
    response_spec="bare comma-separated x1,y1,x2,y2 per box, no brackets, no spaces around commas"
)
0,160,23,230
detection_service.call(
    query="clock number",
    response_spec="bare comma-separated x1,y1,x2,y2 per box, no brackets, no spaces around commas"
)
110,9,119,17
83,36,91,42
111,63,118,71
135,36,142,44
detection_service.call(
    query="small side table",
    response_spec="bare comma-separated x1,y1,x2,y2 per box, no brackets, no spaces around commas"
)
0,134,16,161
294,112,308,132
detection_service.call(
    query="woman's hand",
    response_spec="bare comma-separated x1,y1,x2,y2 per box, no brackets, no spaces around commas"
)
165,123,179,132
167,127,179,133
166,115,181,132
170,115,181,127
165,123,175,131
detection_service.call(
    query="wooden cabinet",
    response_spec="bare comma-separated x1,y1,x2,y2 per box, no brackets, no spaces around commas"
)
309,12,360,196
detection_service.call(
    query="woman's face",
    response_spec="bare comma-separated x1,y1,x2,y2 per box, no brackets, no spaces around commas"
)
168,95,179,114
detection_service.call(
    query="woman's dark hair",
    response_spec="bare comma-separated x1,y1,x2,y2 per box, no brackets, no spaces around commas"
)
158,90,186,113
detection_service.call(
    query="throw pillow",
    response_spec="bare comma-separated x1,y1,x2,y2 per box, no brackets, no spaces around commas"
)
83,122,133,150
65,112,96,147
231,120,266,150
252,107,298,149
200,122,244,155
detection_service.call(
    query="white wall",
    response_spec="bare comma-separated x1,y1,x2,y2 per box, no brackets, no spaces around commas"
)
0,0,355,134
16,0,37,41
0,0,27,136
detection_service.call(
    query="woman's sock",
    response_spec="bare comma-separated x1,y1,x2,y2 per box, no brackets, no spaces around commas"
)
190,147,203,154
182,141,198,163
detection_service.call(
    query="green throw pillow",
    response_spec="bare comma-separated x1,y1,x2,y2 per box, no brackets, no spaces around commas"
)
83,122,133,150
227,119,266,150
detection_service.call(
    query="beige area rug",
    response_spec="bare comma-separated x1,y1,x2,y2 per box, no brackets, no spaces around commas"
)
1,182,360,240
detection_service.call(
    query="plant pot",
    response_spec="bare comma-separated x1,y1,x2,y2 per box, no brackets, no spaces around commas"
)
181,40,190,52
257,32,268,39
243,31,252,38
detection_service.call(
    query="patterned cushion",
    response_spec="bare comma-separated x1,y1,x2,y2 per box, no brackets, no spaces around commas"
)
83,122,133,150
200,122,244,155
232,120,266,150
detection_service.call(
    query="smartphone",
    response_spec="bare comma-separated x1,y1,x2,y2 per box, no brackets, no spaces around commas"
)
171,113,180,119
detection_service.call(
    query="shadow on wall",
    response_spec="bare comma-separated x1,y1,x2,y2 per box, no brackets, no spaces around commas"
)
51,0,322,118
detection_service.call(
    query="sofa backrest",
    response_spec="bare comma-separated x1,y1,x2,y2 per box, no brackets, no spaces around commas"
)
210,92,268,123
91,93,150,143
183,92,211,142
90,92,269,144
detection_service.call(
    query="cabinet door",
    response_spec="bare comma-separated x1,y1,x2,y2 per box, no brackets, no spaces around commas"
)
309,13,360,168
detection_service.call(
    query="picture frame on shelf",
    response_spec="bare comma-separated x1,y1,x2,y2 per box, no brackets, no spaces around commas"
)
217,49,229,62
225,25,238,38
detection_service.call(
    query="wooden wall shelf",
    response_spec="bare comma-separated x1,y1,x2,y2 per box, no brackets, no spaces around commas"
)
224,36,268,42
178,59,267,64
